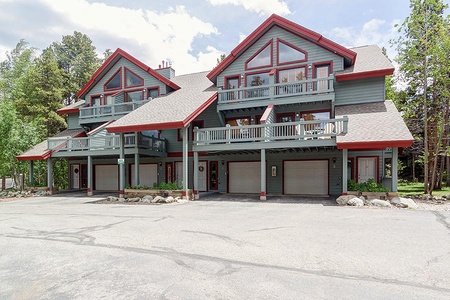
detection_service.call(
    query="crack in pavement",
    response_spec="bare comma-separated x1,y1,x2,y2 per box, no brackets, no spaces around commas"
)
247,226,291,232
432,211,450,232
181,230,253,247
2,232,450,294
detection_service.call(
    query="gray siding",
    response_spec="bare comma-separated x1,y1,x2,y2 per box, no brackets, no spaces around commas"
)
67,113,81,129
217,25,344,88
335,77,385,106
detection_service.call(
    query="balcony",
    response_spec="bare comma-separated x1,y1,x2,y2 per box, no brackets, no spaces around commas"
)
217,76,334,111
193,117,348,152
47,133,167,157
78,99,150,124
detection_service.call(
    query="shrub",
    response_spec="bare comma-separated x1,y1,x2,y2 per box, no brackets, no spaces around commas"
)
348,179,389,192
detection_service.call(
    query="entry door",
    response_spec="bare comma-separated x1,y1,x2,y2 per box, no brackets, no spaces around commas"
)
198,161,207,191
81,164,88,188
175,162,183,188
316,65,329,91
71,164,80,189
358,158,377,182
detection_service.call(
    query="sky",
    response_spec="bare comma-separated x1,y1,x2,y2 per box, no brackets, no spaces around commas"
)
0,0,449,75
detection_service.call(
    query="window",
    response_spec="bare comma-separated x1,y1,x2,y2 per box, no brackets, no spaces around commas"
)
245,40,273,70
301,111,330,121
278,67,306,83
125,67,144,88
142,130,159,138
246,73,270,87
147,87,159,100
104,68,122,91
277,39,307,65
276,113,295,123
313,63,332,91
224,76,240,101
125,90,143,102
226,117,250,139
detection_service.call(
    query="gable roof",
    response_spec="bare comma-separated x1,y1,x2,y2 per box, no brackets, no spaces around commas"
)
335,45,394,82
335,101,413,149
76,48,180,99
106,71,217,133
208,14,357,82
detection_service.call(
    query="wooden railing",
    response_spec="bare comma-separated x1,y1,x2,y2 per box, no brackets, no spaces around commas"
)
47,133,166,152
194,117,348,146
79,99,150,120
218,76,334,104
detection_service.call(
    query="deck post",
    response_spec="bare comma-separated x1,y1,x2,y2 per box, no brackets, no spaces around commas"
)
134,153,140,187
87,156,93,196
193,151,199,200
342,149,348,195
182,126,189,199
29,160,34,186
119,133,125,198
47,158,53,195
260,149,266,200
392,147,398,192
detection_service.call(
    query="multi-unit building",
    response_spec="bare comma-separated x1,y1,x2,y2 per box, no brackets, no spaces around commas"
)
18,14,413,200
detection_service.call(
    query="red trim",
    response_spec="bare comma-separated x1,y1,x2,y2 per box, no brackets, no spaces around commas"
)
87,188,91,193
269,68,277,76
77,48,180,98
312,61,334,78
87,120,115,135
260,104,274,123
182,191,187,196
223,74,241,89
276,38,308,66
124,66,144,88
282,159,330,195
16,151,52,161
90,94,102,106
342,192,348,195
336,68,395,82
207,14,356,80
245,39,273,71
194,190,199,195
165,162,173,182
356,156,380,183
57,107,79,115
146,86,160,99
103,67,122,92
337,140,413,150
260,192,266,196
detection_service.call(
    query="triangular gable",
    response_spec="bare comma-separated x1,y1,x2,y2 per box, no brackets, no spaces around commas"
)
208,14,357,81
77,48,180,98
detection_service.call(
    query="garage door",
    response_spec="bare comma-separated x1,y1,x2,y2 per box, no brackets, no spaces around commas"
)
228,162,260,193
95,165,118,191
284,160,328,195
131,164,158,188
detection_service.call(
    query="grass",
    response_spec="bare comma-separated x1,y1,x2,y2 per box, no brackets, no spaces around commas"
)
397,182,450,196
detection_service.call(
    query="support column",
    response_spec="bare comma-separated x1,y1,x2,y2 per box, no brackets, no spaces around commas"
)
260,149,266,200
119,133,125,198
193,151,199,200
87,156,93,196
392,147,398,192
134,153,140,187
29,160,34,186
47,158,53,195
182,126,189,200
342,149,348,195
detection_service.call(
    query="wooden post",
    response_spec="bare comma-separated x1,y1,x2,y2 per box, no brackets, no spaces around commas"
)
47,158,53,195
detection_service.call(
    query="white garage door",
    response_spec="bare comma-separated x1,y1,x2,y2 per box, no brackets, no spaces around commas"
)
284,160,328,195
95,165,118,191
131,164,158,188
229,162,261,193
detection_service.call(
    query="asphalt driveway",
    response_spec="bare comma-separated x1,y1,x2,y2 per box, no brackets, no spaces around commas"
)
0,194,449,299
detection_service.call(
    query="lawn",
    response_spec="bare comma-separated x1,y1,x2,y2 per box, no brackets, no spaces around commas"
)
398,182,450,196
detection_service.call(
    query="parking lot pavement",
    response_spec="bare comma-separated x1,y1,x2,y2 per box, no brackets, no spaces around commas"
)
0,195,449,299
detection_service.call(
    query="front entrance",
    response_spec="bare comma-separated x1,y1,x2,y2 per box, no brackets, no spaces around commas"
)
198,161,207,192
71,164,80,189
358,157,377,182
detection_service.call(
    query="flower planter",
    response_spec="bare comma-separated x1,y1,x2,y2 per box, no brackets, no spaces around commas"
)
124,189,193,200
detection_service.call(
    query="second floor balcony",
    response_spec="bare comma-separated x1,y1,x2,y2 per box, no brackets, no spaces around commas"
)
79,99,150,125
217,76,334,111
47,133,167,157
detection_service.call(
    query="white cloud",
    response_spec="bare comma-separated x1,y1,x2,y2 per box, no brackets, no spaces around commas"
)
238,32,247,43
207,0,291,16
38,0,221,74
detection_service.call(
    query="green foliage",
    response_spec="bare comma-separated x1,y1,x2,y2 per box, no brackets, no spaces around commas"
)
348,179,389,192
128,182,183,190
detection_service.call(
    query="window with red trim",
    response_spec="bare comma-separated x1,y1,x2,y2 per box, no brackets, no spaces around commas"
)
125,67,144,88
277,39,307,65
246,41,272,70
104,68,122,91
125,90,144,102
147,87,159,100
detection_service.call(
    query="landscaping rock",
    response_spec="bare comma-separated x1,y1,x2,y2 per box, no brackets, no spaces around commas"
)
391,197,418,209
128,197,140,202
165,196,175,203
152,196,165,203
142,195,153,201
336,195,356,206
118,197,127,203
347,197,364,207
370,199,392,208
107,196,119,202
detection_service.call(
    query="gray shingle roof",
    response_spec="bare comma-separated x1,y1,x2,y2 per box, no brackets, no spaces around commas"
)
336,45,394,77
106,71,217,132
57,100,86,113
335,100,413,148
17,128,85,160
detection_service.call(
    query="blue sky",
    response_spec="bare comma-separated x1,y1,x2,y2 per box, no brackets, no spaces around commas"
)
0,0,448,74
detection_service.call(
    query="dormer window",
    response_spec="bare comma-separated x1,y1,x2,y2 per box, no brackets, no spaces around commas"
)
125,67,144,88
277,38,307,65
104,68,122,91
245,40,273,70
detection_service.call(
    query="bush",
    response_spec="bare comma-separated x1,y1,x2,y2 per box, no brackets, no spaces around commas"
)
127,181,183,190
348,179,388,192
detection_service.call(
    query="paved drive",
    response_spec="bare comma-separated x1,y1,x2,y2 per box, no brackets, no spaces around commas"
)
0,194,449,299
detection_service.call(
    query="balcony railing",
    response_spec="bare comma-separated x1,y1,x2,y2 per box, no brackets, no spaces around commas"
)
194,117,348,146
218,76,334,104
79,99,150,121
47,133,166,153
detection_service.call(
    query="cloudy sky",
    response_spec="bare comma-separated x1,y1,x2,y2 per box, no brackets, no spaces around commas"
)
0,0,448,75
